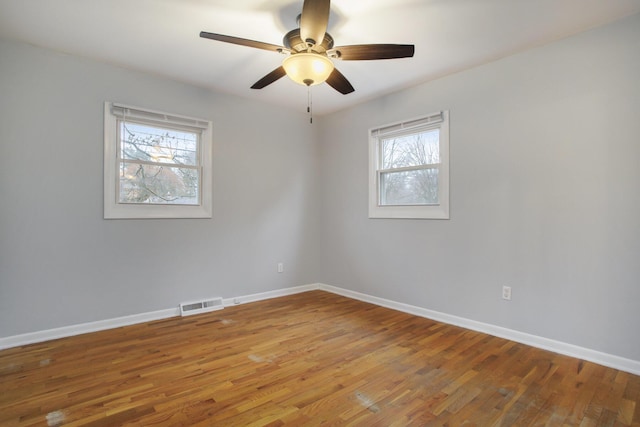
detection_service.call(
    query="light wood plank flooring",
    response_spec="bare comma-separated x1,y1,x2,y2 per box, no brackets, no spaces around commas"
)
1,291,639,426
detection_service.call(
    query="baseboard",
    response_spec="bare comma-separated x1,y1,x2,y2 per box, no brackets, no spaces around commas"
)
0,308,180,351
318,283,640,376
222,284,319,307
0,284,320,351
3,283,639,376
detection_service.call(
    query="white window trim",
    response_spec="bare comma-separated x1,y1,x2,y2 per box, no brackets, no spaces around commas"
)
368,110,450,219
103,102,213,219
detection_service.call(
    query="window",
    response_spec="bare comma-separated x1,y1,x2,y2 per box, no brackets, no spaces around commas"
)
104,102,212,219
369,111,449,219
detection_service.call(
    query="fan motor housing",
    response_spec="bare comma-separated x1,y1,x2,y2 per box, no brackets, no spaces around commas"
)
283,29,334,53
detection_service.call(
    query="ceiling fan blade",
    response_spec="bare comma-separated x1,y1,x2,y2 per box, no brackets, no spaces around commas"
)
326,68,354,95
332,44,415,61
200,32,284,53
251,66,287,89
300,0,331,47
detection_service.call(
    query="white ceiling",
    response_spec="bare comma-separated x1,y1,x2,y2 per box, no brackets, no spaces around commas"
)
1,0,639,115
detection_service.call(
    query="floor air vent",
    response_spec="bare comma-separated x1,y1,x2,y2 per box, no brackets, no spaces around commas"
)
180,297,224,316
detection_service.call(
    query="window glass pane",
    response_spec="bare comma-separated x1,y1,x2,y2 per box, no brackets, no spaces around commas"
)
120,121,198,166
380,168,439,205
381,129,440,169
119,163,199,205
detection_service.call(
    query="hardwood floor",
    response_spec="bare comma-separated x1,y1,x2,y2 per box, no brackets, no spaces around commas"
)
1,291,639,426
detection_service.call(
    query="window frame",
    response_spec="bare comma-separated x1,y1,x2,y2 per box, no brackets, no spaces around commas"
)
368,111,450,219
104,102,213,219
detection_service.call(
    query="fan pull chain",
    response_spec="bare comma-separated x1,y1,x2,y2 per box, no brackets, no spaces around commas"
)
307,85,313,124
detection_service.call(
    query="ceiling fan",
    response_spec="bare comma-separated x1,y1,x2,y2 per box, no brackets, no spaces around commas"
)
200,0,415,95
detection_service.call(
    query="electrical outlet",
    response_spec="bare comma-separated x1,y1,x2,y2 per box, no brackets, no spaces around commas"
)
277,262,284,273
502,286,512,301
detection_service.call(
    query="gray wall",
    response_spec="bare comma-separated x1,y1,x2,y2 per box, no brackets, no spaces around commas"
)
1,13,639,363
318,13,640,361
0,40,320,336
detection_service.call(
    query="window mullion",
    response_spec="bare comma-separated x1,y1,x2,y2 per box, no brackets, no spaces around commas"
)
121,159,200,170
378,164,440,174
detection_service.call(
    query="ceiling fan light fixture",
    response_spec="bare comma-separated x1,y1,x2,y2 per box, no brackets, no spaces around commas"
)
282,53,334,86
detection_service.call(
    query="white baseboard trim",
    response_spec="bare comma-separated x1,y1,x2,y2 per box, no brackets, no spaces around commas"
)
3,283,638,376
318,283,640,376
0,284,320,351
0,308,180,351
222,284,319,307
